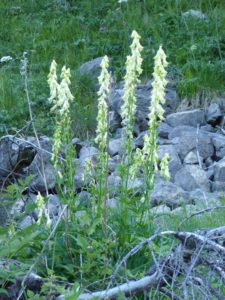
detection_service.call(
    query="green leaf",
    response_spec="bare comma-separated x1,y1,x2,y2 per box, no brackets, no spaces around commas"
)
0,288,9,296
76,235,88,249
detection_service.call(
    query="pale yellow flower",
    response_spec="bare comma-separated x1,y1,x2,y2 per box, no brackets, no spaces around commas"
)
121,30,143,144
36,192,45,225
95,56,110,151
160,153,170,180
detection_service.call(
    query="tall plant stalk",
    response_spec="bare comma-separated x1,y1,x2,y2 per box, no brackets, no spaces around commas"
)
95,56,111,236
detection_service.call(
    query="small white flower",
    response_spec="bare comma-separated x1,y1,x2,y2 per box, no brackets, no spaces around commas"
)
118,0,128,3
0,56,13,63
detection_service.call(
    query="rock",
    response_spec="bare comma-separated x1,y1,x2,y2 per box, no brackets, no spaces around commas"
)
75,210,86,220
214,159,225,182
10,199,25,218
166,109,206,128
109,155,121,173
157,145,182,180
168,125,196,139
72,138,85,157
175,165,210,192
205,157,214,167
189,189,221,208
150,180,190,209
107,175,122,188
28,163,56,193
109,80,180,132
47,194,60,217
206,167,214,180
0,203,8,226
157,137,172,145
107,198,118,209
108,138,123,157
135,131,147,148
211,181,225,192
170,126,214,160
19,216,34,230
206,103,222,126
151,205,171,215
74,164,90,190
26,136,56,193
79,56,108,79
79,146,99,163
108,111,121,132
127,178,143,192
211,135,225,159
184,151,203,165
0,135,36,182
182,10,207,19
77,191,92,208
157,123,172,139
107,175,122,197
201,124,216,132
75,146,99,190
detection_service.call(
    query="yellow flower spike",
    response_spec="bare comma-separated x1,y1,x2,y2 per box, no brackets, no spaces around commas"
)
48,60,58,104
121,30,143,150
95,56,110,151
36,192,45,225
160,153,170,180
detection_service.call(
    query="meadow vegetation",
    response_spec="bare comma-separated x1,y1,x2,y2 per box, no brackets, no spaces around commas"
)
0,0,224,137
0,0,225,299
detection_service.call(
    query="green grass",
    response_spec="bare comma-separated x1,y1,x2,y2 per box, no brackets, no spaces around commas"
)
0,0,224,136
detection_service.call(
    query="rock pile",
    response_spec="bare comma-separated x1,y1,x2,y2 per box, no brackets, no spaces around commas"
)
0,66,225,226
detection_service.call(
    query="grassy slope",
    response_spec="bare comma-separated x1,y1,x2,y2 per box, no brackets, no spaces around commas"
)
0,0,224,137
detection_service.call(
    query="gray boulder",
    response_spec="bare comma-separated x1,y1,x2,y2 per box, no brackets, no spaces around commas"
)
26,136,56,193
0,135,36,182
182,10,207,19
77,191,92,208
206,103,222,126
79,146,99,163
166,109,206,128
157,145,182,180
19,215,34,230
108,138,123,157
214,159,225,182
79,56,107,79
108,111,122,132
211,181,225,192
157,122,172,139
150,180,190,208
170,127,214,160
47,194,60,218
107,198,118,209
189,189,221,208
211,135,225,159
184,151,203,165
109,80,180,132
175,165,210,192
107,174,122,197
127,178,143,193
135,131,147,148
